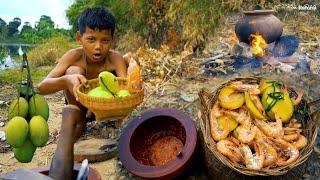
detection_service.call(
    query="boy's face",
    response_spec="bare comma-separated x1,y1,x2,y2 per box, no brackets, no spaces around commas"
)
77,27,114,63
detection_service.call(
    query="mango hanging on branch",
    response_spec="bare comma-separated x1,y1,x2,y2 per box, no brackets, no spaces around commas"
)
29,94,49,121
8,97,29,120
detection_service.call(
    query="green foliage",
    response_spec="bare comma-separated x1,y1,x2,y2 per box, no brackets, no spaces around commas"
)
0,15,73,44
0,18,7,42
36,15,55,31
21,28,42,44
7,21,20,38
66,0,220,50
20,15,67,44
0,66,52,84
27,35,78,66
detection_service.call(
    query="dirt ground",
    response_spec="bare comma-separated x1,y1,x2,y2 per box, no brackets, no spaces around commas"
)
1,10,320,179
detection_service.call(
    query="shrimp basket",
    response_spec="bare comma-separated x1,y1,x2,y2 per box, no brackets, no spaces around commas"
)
76,78,144,121
198,77,318,177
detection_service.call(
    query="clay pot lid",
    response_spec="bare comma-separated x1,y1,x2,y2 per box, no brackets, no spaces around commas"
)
119,108,197,179
243,9,275,15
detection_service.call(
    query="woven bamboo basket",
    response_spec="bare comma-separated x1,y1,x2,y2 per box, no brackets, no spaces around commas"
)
198,77,318,177
76,78,144,121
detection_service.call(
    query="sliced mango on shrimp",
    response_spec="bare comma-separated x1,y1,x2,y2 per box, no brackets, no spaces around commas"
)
259,79,278,94
218,86,245,110
218,116,238,131
261,86,281,108
262,89,294,123
245,92,265,120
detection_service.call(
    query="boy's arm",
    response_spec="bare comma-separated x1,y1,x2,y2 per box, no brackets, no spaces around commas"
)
112,52,127,78
37,49,87,96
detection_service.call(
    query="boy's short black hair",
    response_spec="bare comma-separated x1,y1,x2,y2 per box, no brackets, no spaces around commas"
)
78,7,115,36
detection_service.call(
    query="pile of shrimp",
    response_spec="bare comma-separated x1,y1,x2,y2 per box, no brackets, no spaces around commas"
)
210,81,307,170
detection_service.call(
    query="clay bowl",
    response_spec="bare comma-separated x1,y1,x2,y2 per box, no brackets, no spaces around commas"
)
31,163,101,180
119,108,197,179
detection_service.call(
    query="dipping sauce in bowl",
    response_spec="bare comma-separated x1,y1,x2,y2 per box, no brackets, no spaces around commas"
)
150,136,184,166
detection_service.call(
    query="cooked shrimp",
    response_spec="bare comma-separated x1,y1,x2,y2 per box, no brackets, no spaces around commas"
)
259,140,278,167
229,136,240,146
283,133,300,142
240,143,265,170
210,102,230,141
283,127,301,142
270,138,299,166
237,124,257,144
254,114,283,138
211,101,223,117
217,139,242,163
222,107,248,124
229,81,260,95
224,108,256,143
287,119,302,129
292,135,307,150
255,126,267,139
292,91,303,106
251,94,266,116
255,130,277,167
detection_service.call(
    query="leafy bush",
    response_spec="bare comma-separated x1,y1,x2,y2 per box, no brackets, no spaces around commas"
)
27,34,78,66
0,66,51,84
66,0,307,52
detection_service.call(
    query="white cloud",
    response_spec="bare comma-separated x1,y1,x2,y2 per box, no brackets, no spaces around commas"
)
45,0,72,29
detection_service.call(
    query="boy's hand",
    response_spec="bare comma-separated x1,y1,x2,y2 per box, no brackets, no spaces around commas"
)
65,74,88,101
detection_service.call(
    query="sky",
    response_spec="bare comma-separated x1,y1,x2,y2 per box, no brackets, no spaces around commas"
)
0,0,73,29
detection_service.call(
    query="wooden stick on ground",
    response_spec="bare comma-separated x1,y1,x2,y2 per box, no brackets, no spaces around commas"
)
199,52,230,65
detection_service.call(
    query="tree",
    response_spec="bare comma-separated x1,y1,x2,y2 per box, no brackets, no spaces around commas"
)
7,17,21,38
66,0,105,32
36,15,54,31
20,22,32,35
0,18,7,41
21,28,41,44
65,0,146,35
0,18,6,28
34,15,55,40
20,22,41,44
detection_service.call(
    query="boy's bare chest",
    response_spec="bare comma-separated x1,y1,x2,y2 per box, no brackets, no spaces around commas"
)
86,62,115,80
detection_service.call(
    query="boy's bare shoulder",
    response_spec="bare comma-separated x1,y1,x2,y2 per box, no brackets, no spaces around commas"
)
59,47,84,64
109,50,124,62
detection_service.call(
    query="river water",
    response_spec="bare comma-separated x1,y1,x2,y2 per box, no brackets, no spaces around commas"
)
0,44,33,71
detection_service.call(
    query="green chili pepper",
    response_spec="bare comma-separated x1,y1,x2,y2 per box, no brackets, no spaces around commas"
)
264,81,283,112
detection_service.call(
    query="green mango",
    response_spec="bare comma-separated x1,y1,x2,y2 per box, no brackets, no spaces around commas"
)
87,87,114,98
13,138,36,163
29,94,49,121
8,97,29,119
29,115,49,147
98,71,119,94
6,116,29,148
117,89,131,97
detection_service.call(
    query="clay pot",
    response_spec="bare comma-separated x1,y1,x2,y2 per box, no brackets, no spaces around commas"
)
119,108,197,179
31,163,101,180
235,10,283,44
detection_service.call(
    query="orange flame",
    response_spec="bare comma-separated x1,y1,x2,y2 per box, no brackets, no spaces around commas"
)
250,33,267,57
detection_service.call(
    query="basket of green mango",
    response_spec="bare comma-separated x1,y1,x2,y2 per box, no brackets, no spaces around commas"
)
76,71,144,121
